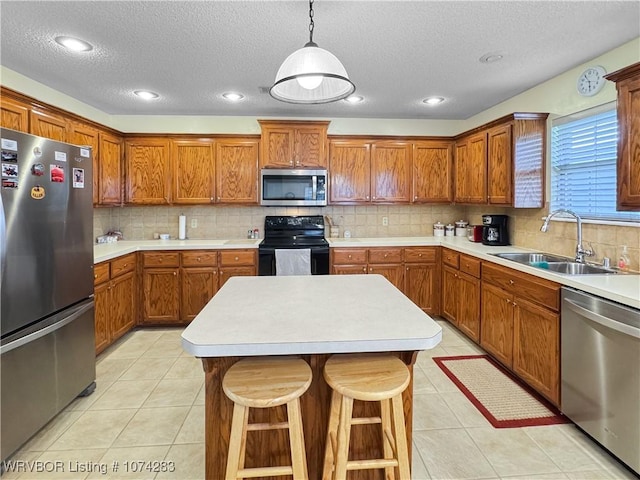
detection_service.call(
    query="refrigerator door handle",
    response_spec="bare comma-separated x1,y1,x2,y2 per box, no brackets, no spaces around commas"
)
0,299,94,355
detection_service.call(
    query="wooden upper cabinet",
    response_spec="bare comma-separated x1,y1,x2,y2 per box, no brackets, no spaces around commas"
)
125,137,171,204
371,141,412,202
69,122,100,204
487,124,512,205
606,62,640,210
413,140,453,203
172,139,215,204
455,113,547,207
329,139,371,203
99,132,123,205
454,132,487,203
259,120,329,169
29,108,67,142
0,96,30,132
215,138,259,204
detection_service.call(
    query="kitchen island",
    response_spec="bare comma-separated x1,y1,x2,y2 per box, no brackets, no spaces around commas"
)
182,274,442,480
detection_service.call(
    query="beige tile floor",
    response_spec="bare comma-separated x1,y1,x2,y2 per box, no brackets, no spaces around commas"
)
2,320,637,480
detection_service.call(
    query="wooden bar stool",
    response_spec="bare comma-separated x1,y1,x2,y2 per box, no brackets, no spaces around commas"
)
222,357,312,480
322,354,411,480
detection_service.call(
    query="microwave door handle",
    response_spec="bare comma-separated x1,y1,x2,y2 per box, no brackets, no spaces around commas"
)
312,176,317,199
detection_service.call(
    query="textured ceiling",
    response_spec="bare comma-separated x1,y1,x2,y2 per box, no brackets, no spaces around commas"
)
1,1,639,120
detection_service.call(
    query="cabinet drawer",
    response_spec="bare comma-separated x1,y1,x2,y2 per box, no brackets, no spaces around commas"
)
143,252,180,267
404,247,437,263
368,248,403,264
442,248,460,268
93,262,110,285
111,253,136,277
219,249,255,266
459,254,481,278
181,251,217,267
482,262,560,311
332,248,367,264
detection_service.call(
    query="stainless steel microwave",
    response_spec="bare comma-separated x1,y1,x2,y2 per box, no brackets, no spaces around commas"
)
260,169,327,206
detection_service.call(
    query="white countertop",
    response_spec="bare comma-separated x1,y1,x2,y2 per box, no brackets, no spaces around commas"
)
181,274,443,357
330,236,640,309
94,236,640,309
94,239,261,263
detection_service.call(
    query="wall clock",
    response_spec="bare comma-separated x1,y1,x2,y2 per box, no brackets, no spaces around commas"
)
576,66,607,97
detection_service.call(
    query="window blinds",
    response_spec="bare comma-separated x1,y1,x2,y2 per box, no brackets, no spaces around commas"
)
551,106,640,222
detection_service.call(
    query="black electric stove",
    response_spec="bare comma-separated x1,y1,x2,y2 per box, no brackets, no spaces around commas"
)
258,215,329,275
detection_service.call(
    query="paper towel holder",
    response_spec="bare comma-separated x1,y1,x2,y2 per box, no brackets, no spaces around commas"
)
178,213,187,240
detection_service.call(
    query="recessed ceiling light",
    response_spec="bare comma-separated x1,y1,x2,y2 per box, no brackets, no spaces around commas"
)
222,92,244,101
55,36,93,52
344,95,364,104
479,53,504,64
423,96,445,106
133,90,159,100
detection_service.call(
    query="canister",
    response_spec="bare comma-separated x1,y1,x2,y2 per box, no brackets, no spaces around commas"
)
455,220,469,237
433,222,445,237
445,224,455,236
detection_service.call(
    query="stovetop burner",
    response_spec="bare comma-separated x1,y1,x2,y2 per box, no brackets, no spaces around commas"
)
260,215,327,249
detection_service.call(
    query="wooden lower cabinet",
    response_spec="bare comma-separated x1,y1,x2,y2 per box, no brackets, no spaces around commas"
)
94,254,136,354
332,246,440,314
141,249,256,325
480,262,561,405
182,267,218,322
143,267,181,324
332,247,404,290
480,282,514,366
441,249,480,342
404,247,440,315
513,297,560,403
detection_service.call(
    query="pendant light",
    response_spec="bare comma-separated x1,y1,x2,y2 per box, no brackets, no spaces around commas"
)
270,0,355,104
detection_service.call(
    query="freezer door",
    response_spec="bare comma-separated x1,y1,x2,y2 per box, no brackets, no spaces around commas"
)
0,129,94,338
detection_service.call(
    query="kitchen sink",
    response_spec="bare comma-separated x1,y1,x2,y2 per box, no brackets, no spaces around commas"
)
544,262,618,275
491,252,620,275
492,252,571,264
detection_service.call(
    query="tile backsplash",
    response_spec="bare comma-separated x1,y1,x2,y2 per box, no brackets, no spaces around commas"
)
94,204,639,271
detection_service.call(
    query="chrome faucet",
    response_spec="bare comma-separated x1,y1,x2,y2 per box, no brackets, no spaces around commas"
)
540,209,594,263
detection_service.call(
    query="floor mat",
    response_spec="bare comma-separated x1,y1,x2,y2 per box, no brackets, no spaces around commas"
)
433,355,569,428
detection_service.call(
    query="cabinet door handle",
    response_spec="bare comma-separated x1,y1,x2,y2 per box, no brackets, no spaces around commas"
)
512,302,517,307
418,253,422,257
384,253,388,258
505,298,510,303
197,257,201,262
366,195,370,200
509,279,514,285
362,267,366,272
369,267,373,272
217,196,221,201
173,272,177,276
94,274,98,279
348,254,352,259
234,256,239,261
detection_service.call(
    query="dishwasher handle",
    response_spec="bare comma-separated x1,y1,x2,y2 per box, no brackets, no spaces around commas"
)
564,298,640,339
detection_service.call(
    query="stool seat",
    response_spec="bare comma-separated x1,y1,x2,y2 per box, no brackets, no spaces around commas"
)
324,354,410,401
223,357,312,408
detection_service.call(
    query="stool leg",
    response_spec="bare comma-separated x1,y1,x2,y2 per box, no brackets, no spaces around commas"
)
322,389,341,480
334,394,354,480
391,394,410,480
226,403,249,480
287,398,309,480
380,398,396,480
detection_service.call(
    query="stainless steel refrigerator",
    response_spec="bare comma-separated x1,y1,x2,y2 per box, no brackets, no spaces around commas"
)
1,128,96,462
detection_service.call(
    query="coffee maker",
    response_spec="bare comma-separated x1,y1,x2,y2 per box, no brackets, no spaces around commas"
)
482,215,510,246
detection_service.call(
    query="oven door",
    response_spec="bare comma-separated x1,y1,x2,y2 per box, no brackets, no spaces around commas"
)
259,246,329,276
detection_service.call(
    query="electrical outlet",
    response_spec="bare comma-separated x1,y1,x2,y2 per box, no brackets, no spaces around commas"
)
191,218,198,228
382,216,388,226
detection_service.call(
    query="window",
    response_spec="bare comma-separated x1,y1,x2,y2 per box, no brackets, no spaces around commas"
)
550,103,640,222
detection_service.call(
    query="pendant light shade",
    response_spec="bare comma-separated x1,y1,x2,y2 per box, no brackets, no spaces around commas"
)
270,0,355,104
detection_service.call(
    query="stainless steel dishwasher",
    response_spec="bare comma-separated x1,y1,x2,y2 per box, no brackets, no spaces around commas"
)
561,287,640,475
